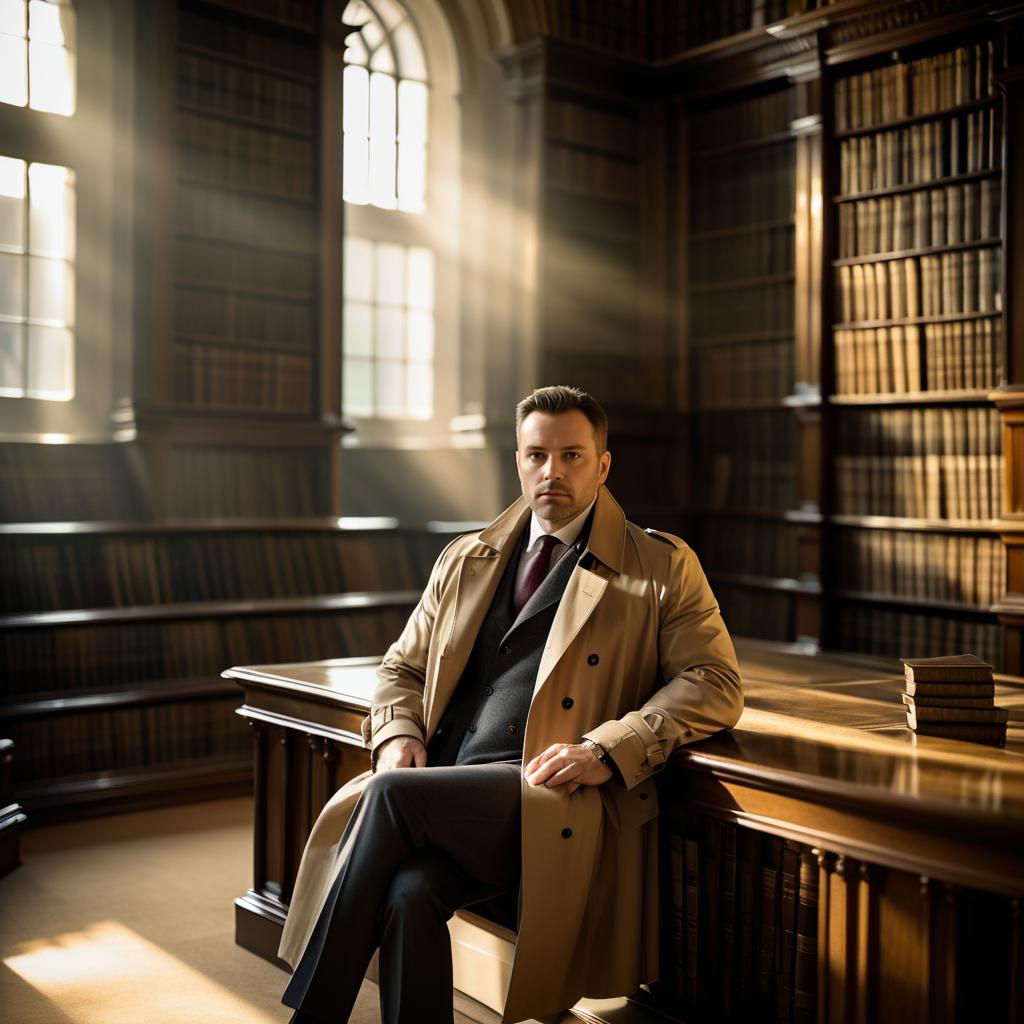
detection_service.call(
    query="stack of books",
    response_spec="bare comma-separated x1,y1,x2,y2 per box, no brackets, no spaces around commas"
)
901,654,1008,747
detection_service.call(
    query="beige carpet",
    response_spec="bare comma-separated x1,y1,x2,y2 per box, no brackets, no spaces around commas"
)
0,798,386,1024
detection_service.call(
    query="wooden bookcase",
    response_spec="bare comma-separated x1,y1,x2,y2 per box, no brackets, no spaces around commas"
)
0,519,463,820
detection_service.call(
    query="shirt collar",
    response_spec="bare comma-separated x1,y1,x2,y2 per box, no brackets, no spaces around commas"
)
527,498,596,553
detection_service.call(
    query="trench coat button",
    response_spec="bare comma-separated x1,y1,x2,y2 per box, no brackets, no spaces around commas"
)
561,828,573,839
561,697,574,710
587,653,599,666
484,686,493,696
508,724,519,736
639,792,648,800
501,644,512,655
467,724,477,733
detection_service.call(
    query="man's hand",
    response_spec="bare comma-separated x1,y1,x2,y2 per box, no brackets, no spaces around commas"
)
525,743,612,794
375,736,428,771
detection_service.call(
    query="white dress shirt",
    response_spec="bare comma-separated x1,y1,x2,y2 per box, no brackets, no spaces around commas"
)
513,499,596,596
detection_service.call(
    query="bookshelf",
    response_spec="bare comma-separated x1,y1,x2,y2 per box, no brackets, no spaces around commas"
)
126,0,344,520
684,83,812,645
0,519,466,820
825,37,1007,667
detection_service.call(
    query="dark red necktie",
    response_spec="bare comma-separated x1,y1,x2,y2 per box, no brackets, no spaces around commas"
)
514,534,560,614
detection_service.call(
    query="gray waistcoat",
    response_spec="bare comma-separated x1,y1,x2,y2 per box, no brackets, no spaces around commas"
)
428,524,587,767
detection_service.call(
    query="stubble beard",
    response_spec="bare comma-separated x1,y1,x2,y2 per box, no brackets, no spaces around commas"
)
530,486,591,525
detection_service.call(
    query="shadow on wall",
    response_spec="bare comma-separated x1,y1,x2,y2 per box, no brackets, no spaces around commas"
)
340,445,518,522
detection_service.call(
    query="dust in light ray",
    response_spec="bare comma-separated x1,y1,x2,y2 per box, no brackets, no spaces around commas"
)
4,920,280,1024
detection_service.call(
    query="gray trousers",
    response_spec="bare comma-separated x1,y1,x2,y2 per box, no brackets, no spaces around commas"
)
282,762,523,1024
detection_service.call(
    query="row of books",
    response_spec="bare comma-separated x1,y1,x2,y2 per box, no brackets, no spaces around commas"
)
834,250,1001,324
1,529,447,613
836,179,1001,258
690,223,794,283
834,419,1003,521
164,447,323,518
901,654,1007,746
174,287,316,350
691,146,794,232
834,318,1002,394
837,529,1005,607
669,0,821,51
8,695,251,784
691,87,796,153
176,52,316,134
838,109,1001,196
695,339,794,405
691,282,793,338
0,445,144,523
202,0,318,32
716,585,794,644
698,520,801,581
662,820,817,1021
176,111,316,200
5,607,412,696
545,142,640,202
176,182,317,252
835,43,997,132
699,411,797,512
177,6,317,80
173,344,313,414
175,237,315,297
837,605,1002,670
546,98,638,160
551,3,650,60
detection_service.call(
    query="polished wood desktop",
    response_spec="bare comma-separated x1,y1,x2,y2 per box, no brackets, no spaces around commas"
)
226,641,1024,1022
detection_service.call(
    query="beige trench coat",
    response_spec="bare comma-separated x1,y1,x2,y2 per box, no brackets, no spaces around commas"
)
278,486,742,1022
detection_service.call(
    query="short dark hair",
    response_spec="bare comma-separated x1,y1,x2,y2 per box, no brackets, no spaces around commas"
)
515,386,609,453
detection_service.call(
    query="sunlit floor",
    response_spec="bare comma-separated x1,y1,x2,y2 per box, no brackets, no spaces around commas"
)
0,798,384,1024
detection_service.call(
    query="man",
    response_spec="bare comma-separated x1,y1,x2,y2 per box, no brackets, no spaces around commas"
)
280,386,742,1024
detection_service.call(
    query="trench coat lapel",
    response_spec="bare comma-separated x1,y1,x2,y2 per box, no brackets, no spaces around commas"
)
425,497,530,736
531,486,626,696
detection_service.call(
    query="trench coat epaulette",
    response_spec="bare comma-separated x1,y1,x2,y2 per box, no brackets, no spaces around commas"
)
644,527,685,549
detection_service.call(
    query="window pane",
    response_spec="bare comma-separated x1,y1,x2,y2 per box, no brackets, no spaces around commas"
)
406,247,433,310
29,40,74,115
398,80,427,142
29,161,73,258
360,16,383,53
375,243,404,306
0,35,27,107
343,33,368,67
373,0,404,30
0,251,24,316
407,311,433,362
344,301,372,356
343,132,369,205
26,322,72,398
0,155,26,250
343,356,373,416
406,361,432,419
396,143,425,213
394,25,426,83
0,0,26,36
375,358,403,416
342,65,368,136
0,319,24,393
376,307,403,359
344,237,373,301
369,140,396,209
368,43,394,75
369,72,396,140
28,0,65,44
28,255,71,323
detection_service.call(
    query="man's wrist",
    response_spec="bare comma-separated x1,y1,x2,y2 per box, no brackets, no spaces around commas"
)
581,738,623,785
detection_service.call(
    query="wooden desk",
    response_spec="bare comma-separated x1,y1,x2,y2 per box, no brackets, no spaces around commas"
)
226,641,1024,1023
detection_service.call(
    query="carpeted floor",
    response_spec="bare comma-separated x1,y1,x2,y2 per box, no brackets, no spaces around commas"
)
0,798,386,1024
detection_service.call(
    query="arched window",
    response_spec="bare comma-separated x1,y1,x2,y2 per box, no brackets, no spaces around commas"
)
340,0,457,429
0,0,76,406
343,0,427,213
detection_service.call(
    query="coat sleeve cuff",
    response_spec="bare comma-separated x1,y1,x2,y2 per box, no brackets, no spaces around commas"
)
364,707,425,758
583,710,670,791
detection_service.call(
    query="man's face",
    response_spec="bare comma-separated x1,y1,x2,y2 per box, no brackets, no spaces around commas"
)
515,409,611,527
